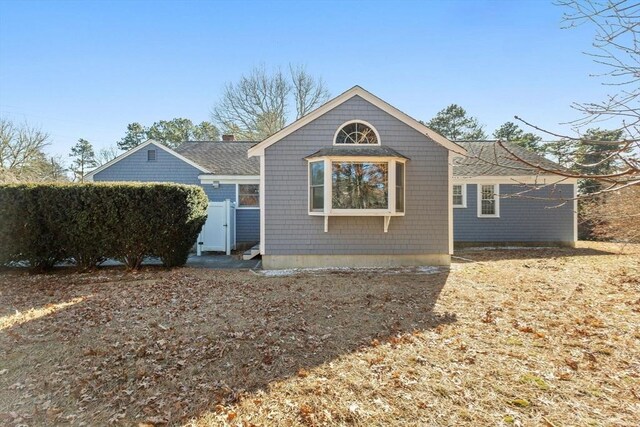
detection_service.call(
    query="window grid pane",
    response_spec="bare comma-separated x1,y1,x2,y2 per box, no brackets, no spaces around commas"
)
453,185,463,206
334,122,378,145
310,161,324,211
480,185,495,215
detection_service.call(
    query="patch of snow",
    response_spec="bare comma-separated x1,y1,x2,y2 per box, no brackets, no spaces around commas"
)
462,246,556,251
415,266,441,274
258,265,447,277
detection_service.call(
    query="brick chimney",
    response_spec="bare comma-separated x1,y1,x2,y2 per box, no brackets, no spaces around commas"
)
222,134,235,141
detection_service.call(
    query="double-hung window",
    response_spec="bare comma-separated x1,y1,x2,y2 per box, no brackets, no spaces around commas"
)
309,161,324,212
478,184,499,217
452,184,466,208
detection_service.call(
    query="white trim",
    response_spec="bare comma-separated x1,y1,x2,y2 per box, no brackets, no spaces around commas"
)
259,155,265,255
477,183,500,218
248,86,467,157
332,120,381,146
323,158,331,215
308,157,406,232
573,183,578,242
448,152,454,255
237,183,260,209
308,160,324,213
453,175,578,185
84,140,209,181
389,161,397,217
199,175,259,185
306,155,407,163
452,183,467,208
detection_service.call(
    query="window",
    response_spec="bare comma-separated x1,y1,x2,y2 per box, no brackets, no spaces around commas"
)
453,184,466,208
395,163,404,212
478,184,499,217
147,149,156,161
308,159,405,214
238,184,259,207
332,162,388,209
334,121,379,145
309,161,324,211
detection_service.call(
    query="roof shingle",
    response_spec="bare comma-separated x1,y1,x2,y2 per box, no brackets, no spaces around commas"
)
174,141,259,175
453,141,564,176
174,140,563,178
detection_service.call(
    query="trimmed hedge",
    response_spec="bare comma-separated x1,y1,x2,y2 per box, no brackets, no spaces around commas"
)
0,183,208,271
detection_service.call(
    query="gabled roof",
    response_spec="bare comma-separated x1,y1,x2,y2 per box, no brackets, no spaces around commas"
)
84,140,209,181
453,141,566,177
175,141,259,176
247,86,467,157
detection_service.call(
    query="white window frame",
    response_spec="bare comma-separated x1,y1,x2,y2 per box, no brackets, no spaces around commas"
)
452,184,467,208
307,156,406,217
308,160,325,213
332,120,381,146
477,184,500,218
236,183,260,209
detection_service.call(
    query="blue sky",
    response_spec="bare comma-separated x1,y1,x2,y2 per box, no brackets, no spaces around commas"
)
0,0,606,158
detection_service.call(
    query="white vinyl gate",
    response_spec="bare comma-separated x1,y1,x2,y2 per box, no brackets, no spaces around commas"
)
197,200,236,256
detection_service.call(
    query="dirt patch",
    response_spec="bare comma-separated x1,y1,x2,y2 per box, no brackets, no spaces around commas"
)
1,242,638,426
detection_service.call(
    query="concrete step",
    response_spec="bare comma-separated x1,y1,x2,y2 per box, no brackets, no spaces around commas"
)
243,243,260,260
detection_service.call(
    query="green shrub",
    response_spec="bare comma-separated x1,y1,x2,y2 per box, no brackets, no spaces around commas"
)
0,183,208,272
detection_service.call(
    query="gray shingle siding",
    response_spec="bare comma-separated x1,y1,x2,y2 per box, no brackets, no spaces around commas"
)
454,184,575,242
93,143,261,243
237,209,260,244
263,95,450,256
93,143,202,185
205,183,236,202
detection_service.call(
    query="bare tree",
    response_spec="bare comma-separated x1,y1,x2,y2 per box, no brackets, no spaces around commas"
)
212,64,330,141
0,117,56,182
478,1,640,195
95,145,120,166
582,185,640,242
290,64,330,118
1,118,49,170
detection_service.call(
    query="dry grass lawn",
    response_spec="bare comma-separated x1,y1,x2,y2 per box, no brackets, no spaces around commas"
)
0,242,639,426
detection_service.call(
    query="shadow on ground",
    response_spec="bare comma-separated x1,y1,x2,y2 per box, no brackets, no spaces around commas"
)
455,246,616,262
0,267,453,425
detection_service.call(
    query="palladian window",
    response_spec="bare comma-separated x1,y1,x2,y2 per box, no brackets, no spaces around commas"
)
334,121,379,145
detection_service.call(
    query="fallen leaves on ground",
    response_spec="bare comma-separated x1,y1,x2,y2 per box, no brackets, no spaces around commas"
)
0,242,638,426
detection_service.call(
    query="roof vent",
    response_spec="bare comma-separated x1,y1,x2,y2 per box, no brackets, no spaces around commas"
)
222,134,235,141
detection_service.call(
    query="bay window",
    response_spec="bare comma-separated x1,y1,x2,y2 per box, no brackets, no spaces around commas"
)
307,157,406,219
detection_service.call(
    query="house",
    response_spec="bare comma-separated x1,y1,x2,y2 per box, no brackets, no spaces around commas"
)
86,86,577,268
86,139,261,250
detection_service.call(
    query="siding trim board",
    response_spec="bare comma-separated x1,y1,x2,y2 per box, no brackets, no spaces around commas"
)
200,175,260,184
453,175,578,185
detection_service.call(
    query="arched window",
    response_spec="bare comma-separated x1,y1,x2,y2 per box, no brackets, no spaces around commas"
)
334,121,379,145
